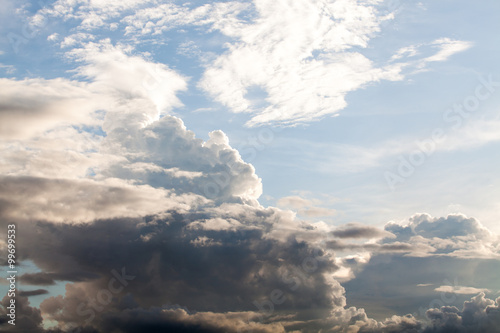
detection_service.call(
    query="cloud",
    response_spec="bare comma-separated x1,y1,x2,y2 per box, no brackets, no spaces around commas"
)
0,176,203,223
423,293,500,333
341,214,500,320
95,308,285,333
30,0,472,129
277,196,316,209
0,78,98,140
391,38,473,65
66,39,188,132
425,38,473,63
277,195,336,218
18,289,50,297
333,223,395,239
199,0,406,126
0,295,44,332
383,213,499,258
99,116,263,204
35,0,157,31
4,210,345,332
121,2,249,36
434,286,491,295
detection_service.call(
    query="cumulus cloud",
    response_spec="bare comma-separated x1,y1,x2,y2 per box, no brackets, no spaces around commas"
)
99,116,263,204
383,213,499,258
0,295,44,332
424,293,500,333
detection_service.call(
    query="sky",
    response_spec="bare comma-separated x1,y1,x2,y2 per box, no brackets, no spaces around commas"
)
1,0,500,332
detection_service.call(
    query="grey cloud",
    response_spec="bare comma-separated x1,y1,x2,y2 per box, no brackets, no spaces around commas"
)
18,289,50,297
343,253,500,322
326,239,422,253
19,273,56,286
0,295,44,332
19,272,100,286
333,223,395,239
1,208,342,332
422,293,500,333
97,308,284,333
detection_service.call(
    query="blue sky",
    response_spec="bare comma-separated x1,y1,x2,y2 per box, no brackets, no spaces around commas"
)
1,0,500,332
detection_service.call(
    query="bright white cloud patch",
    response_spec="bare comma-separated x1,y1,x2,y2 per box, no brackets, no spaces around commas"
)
434,285,491,295
199,0,406,126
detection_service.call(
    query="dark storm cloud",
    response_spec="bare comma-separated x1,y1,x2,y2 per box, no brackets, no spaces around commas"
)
18,289,49,297
0,295,44,332
35,215,337,312
7,206,497,333
1,207,341,332
19,272,99,286
325,239,423,253
19,273,57,286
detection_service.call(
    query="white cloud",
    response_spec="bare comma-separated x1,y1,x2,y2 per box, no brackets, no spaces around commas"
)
60,32,95,48
66,39,188,131
0,63,15,74
47,33,59,41
392,38,473,65
199,0,406,126
434,285,491,295
121,2,249,36
0,78,99,140
31,0,472,129
383,213,500,258
36,0,157,30
425,38,473,63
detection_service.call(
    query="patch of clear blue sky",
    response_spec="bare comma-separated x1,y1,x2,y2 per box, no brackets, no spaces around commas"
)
0,261,67,309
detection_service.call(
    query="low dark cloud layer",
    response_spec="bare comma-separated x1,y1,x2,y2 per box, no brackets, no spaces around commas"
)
18,289,49,297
